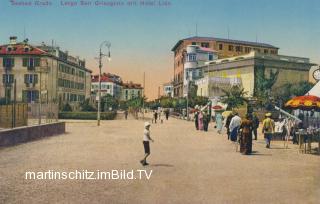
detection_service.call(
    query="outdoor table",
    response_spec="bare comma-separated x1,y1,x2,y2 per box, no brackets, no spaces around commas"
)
296,130,320,154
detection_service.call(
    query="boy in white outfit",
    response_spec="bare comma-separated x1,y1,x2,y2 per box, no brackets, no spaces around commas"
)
140,122,154,166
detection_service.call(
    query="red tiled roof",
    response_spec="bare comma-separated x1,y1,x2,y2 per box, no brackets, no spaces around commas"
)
0,43,46,55
91,75,114,83
123,82,143,89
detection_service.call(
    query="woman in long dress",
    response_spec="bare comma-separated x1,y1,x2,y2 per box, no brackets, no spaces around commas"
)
215,112,223,134
198,111,204,131
239,114,253,155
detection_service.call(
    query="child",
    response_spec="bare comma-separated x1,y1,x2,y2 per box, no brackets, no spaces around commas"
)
140,122,154,166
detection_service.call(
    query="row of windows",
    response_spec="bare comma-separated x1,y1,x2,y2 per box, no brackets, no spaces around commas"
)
61,93,85,102
2,58,41,69
58,78,84,90
59,64,85,78
22,90,39,103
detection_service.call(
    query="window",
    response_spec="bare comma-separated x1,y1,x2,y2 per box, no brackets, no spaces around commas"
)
264,49,269,54
245,47,251,53
271,50,276,54
22,90,39,103
228,45,234,51
254,48,261,53
22,58,40,70
208,53,214,61
201,42,209,48
192,42,196,45
3,58,14,68
24,74,38,84
219,44,223,50
235,46,242,52
2,74,14,84
187,53,197,62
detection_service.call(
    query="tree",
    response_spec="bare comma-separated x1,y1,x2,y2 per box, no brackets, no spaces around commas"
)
80,98,96,112
221,85,248,110
254,66,279,99
272,81,314,108
101,94,119,111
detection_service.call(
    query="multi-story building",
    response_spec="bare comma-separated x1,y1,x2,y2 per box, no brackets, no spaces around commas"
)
121,82,143,101
163,81,173,97
91,73,123,99
183,45,217,96
195,51,316,100
0,36,92,108
172,36,279,97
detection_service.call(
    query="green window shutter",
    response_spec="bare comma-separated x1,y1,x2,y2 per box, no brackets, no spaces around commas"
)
22,91,28,102
11,58,14,67
23,58,28,67
9,75,14,83
34,74,38,83
35,58,40,66
24,74,28,83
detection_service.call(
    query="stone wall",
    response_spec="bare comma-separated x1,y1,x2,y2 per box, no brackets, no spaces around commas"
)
0,122,65,147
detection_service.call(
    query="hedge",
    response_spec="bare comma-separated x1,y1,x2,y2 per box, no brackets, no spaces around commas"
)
58,112,117,120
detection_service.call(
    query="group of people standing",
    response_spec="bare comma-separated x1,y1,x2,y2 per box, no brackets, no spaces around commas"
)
193,107,275,155
153,108,170,123
194,105,211,132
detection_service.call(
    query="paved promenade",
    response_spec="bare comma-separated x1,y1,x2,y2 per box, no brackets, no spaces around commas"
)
0,115,319,204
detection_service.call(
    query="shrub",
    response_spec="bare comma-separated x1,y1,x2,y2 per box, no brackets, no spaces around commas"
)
58,111,117,120
62,103,72,112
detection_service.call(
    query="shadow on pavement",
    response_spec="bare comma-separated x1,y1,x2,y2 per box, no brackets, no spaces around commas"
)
249,151,272,156
149,164,174,167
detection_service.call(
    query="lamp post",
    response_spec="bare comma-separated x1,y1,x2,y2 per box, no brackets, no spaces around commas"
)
97,41,111,126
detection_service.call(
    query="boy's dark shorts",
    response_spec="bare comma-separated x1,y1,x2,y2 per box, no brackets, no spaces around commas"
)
143,141,150,154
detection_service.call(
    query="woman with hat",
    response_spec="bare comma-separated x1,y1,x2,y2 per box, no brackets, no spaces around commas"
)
262,113,275,148
239,114,254,154
140,122,154,166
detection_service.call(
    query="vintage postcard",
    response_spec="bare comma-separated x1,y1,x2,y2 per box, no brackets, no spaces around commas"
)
0,0,319,203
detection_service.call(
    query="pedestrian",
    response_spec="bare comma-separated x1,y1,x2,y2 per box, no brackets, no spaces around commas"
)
239,114,253,155
225,112,234,140
153,110,158,123
124,109,128,120
252,113,259,140
203,110,209,132
262,113,275,148
229,112,241,142
140,122,154,166
215,111,223,134
198,108,204,131
194,105,199,130
165,109,169,120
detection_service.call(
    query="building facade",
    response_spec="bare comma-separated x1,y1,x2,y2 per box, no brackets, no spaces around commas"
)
172,36,279,97
183,45,217,96
0,37,92,108
91,73,123,99
163,81,173,97
195,51,316,100
121,82,143,101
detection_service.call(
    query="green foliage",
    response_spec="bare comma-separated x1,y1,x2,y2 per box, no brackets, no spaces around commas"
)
101,94,119,111
119,100,128,110
254,66,279,98
189,96,209,108
272,81,314,107
62,103,72,112
80,98,96,112
221,85,248,110
58,111,117,120
126,96,146,109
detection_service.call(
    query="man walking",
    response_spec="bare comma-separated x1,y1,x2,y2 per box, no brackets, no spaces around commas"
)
153,110,158,123
140,122,154,166
124,109,128,120
262,113,275,148
229,112,241,142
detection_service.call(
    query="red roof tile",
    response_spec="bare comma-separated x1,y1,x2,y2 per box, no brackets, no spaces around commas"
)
0,43,46,55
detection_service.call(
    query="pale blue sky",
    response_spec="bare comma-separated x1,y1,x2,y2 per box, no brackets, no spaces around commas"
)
0,0,319,98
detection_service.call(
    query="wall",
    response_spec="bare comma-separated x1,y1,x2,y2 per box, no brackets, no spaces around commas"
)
0,103,28,128
0,122,65,147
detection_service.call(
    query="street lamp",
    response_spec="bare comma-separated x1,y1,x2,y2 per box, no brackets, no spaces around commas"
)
97,41,111,126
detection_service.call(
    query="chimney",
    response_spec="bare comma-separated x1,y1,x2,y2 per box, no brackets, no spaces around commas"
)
9,36,17,45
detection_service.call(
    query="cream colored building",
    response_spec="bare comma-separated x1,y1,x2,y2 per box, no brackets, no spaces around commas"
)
195,51,317,99
0,37,92,108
